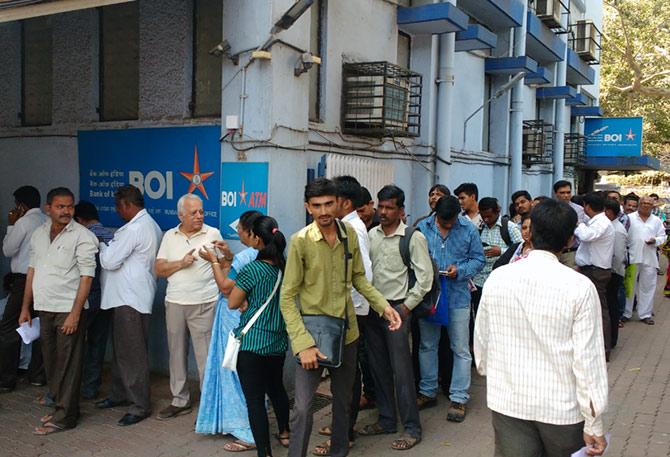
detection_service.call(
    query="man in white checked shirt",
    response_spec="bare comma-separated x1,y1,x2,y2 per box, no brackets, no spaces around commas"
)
475,199,608,457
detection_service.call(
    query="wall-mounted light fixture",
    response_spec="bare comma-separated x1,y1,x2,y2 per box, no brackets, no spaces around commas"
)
208,40,231,57
294,52,321,76
271,0,314,33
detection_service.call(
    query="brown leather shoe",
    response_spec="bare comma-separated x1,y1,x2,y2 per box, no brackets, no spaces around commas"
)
416,393,437,410
447,401,466,422
157,404,192,420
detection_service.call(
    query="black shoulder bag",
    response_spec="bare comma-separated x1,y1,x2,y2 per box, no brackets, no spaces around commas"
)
297,220,349,368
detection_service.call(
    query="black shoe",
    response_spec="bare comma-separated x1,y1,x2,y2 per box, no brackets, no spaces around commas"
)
0,385,15,393
95,398,130,409
29,379,46,387
118,413,147,426
157,404,192,420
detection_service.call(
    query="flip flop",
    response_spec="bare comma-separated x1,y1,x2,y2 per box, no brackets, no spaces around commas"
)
312,439,353,456
40,414,54,424
358,423,394,436
391,435,420,451
274,432,290,448
318,425,332,436
222,440,256,452
33,421,65,435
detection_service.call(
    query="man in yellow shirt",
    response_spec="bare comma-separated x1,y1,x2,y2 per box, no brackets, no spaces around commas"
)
280,178,401,457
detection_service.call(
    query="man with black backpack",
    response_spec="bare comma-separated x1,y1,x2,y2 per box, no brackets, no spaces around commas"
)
473,197,522,311
416,196,486,423
360,185,433,451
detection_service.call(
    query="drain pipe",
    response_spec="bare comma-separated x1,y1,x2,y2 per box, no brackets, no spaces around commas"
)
553,40,568,184
509,3,528,195
435,0,456,184
427,31,440,187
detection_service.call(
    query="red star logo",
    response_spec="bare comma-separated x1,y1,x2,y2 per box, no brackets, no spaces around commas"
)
239,180,248,205
626,128,637,141
180,146,214,199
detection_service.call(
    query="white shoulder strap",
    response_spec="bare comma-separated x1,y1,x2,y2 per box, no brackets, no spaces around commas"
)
239,271,283,337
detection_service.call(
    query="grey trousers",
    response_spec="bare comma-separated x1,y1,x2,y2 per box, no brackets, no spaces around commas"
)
492,411,584,457
366,304,421,438
109,306,152,417
289,342,358,457
39,311,87,429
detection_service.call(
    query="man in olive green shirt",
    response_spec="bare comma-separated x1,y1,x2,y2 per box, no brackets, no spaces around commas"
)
281,178,401,457
362,185,432,451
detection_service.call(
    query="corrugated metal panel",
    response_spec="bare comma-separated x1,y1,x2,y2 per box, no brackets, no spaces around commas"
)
325,154,394,201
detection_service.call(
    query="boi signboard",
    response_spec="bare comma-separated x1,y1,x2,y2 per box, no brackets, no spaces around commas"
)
585,117,643,157
78,126,221,229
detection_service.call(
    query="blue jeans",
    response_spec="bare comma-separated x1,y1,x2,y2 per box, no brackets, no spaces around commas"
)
418,308,471,404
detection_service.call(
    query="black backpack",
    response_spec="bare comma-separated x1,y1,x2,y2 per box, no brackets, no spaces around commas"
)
398,226,441,318
479,215,513,247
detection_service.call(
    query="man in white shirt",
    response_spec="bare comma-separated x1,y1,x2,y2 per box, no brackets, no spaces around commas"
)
604,198,627,349
575,192,615,356
454,183,482,227
0,186,46,391
154,194,222,420
19,187,98,433
96,185,162,426
474,199,608,457
623,196,667,325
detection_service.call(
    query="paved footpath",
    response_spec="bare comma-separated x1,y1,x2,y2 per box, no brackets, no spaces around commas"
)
2,274,670,457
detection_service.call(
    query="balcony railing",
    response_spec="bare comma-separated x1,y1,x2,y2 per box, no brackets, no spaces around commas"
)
569,20,602,64
522,120,553,166
564,133,586,167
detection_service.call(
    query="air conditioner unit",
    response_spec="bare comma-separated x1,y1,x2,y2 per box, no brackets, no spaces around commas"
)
523,126,545,156
535,0,562,29
575,21,598,62
344,75,410,129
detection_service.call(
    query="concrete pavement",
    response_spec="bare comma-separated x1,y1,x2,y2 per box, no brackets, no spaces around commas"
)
1,275,670,457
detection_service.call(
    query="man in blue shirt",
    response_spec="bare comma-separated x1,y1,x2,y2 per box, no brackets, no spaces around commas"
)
416,196,485,423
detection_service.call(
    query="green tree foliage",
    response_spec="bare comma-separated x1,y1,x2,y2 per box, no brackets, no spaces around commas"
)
601,0,670,162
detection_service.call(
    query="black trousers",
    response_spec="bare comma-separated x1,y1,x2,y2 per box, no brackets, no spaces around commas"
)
366,303,421,438
80,306,111,398
580,266,612,353
348,314,375,440
108,306,151,417
606,273,623,348
0,273,44,388
237,351,290,457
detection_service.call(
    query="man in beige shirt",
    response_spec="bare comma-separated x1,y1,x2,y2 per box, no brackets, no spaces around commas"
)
19,187,98,434
155,193,223,419
362,185,433,451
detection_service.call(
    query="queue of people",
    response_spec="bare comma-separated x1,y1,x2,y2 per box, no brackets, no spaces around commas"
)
1,176,665,457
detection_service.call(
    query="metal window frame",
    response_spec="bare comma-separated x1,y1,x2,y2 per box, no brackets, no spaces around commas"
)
190,0,223,118
20,15,53,126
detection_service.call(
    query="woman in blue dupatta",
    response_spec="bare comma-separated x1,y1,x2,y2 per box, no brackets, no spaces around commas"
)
196,211,262,452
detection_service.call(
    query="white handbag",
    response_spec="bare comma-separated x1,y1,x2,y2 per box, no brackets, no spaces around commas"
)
222,271,282,371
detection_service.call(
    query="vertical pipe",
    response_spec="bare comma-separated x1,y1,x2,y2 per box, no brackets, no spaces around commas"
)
427,33,440,186
435,0,456,184
553,41,568,185
509,3,528,195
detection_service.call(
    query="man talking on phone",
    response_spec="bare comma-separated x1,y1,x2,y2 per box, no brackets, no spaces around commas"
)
416,196,485,423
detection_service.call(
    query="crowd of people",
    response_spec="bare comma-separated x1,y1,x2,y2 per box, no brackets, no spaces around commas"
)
0,176,667,457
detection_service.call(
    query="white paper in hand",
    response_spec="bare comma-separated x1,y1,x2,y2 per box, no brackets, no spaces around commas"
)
16,317,40,344
571,433,611,457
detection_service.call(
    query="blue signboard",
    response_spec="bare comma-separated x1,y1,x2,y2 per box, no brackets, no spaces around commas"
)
585,117,643,157
79,126,221,230
220,162,269,240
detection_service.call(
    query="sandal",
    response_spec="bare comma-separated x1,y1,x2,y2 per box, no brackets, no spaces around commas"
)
618,320,625,328
318,425,332,436
391,435,421,451
33,421,65,435
274,432,290,448
40,414,54,424
358,423,394,436
312,439,353,456
223,440,256,452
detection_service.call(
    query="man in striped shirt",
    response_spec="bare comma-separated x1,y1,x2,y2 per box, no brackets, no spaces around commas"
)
475,199,608,456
